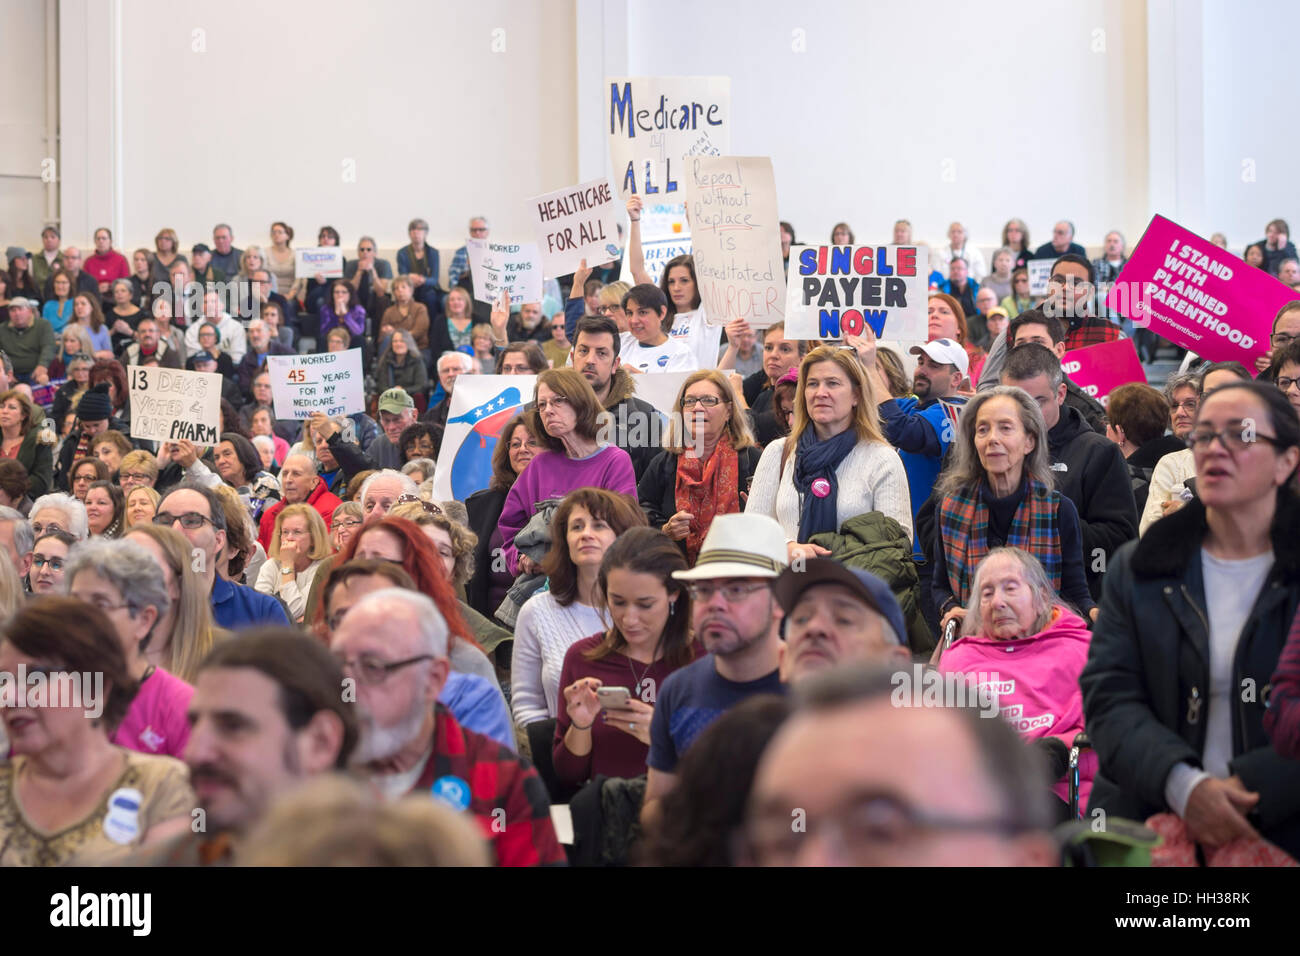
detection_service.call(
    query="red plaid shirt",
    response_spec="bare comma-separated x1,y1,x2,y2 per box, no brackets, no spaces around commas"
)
1064,317,1123,350
413,705,565,867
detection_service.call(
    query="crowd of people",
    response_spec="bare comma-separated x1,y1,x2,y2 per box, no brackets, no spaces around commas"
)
0,206,1297,869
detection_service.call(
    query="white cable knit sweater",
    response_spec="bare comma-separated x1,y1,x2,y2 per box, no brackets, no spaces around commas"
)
745,437,913,544
510,592,609,726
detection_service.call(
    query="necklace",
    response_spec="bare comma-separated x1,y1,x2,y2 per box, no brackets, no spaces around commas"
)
627,653,653,694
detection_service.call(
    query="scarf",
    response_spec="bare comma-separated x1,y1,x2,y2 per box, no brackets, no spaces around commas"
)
674,432,739,563
937,477,1063,605
792,426,858,542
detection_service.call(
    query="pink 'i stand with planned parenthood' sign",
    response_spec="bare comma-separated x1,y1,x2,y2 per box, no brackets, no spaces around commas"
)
1061,339,1146,407
1108,215,1298,367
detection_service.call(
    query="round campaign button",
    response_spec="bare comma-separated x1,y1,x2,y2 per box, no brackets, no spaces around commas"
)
431,775,472,812
657,353,670,368
811,478,831,498
103,787,144,845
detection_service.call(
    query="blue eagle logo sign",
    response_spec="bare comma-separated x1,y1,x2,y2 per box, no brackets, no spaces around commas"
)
447,386,525,501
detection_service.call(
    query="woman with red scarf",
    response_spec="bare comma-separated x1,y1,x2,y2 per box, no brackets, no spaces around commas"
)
638,370,761,563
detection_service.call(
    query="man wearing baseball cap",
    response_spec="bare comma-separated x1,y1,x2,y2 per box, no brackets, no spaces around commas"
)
641,512,789,826
0,298,55,386
369,387,418,469
774,558,911,685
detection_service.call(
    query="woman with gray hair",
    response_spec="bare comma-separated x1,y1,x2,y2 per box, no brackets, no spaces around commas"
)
65,537,194,758
931,385,1095,636
934,546,1095,817
377,328,428,401
401,457,436,484
28,491,89,540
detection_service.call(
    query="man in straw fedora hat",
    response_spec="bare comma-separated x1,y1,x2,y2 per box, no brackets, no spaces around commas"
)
641,512,789,825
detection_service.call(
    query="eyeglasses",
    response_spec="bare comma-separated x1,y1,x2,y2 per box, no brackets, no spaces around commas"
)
682,395,724,408
1277,377,1300,392
154,511,215,530
82,597,133,615
1187,426,1283,453
30,521,65,537
596,305,624,316
1272,332,1298,347
393,493,442,516
685,581,769,604
31,555,65,571
535,395,570,412
333,518,363,531
120,472,153,483
1170,400,1198,413
359,246,374,253
334,653,433,684
72,473,95,484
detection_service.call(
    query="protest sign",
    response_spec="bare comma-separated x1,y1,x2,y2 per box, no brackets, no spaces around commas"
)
128,365,222,445
466,239,544,308
684,156,785,329
528,178,622,279
432,372,690,501
295,247,344,279
622,202,691,285
784,244,927,341
1027,258,1054,296
266,349,365,419
607,77,730,200
1062,339,1146,407
1109,215,1297,366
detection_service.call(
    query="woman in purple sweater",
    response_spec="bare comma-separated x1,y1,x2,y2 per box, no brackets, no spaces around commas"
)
553,527,699,785
498,368,637,575
319,280,366,339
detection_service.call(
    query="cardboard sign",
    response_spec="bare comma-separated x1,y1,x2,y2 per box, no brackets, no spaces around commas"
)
1027,258,1054,297
295,247,344,279
128,365,222,445
784,245,927,341
529,177,623,279
684,156,785,329
1109,215,1298,365
622,202,691,285
607,76,730,200
1062,339,1146,407
266,349,365,419
466,239,543,308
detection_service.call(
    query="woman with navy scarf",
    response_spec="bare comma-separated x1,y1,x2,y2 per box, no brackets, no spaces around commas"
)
746,345,912,563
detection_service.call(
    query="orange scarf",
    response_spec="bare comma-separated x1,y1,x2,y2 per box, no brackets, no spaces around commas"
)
674,432,739,563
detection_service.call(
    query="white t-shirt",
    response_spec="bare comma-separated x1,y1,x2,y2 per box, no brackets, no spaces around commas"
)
622,335,698,373
669,307,722,370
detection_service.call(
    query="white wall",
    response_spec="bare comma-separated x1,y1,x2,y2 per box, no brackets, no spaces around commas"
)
624,0,1150,251
0,0,57,244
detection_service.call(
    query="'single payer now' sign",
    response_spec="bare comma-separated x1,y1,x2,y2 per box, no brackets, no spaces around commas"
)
128,366,222,445
267,349,365,419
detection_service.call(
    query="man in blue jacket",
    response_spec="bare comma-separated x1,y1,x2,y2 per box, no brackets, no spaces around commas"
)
157,482,291,630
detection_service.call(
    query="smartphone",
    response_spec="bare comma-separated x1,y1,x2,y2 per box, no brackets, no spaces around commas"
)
596,686,632,710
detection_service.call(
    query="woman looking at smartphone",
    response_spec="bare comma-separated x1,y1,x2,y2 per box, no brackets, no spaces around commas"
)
553,527,699,786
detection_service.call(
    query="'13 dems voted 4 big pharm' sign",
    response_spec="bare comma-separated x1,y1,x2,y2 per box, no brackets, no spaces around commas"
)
783,244,928,342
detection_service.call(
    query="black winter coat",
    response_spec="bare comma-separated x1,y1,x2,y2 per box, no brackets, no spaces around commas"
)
1080,493,1300,858
637,445,763,548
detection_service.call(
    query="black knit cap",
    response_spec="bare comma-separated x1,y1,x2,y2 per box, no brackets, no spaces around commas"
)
77,383,113,422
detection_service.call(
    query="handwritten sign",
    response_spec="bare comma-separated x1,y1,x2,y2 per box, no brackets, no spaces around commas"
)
128,366,222,445
684,156,785,329
528,177,622,279
1061,339,1146,406
622,202,691,285
295,247,344,279
466,239,543,308
1027,258,1054,297
784,244,927,342
607,76,730,200
266,349,365,419
1108,215,1297,366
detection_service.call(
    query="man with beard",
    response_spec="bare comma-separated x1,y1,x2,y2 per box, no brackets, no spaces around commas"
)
332,587,563,866
571,315,660,480
139,629,357,865
641,513,789,825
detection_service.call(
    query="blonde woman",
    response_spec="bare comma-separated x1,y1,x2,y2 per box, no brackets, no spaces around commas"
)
125,485,161,527
255,503,330,622
150,228,187,283
122,523,220,683
239,245,276,291
746,345,913,562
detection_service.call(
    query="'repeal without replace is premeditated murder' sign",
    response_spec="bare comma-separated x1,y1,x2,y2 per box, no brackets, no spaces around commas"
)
128,365,223,445
784,244,928,341
266,349,365,419
1108,215,1298,366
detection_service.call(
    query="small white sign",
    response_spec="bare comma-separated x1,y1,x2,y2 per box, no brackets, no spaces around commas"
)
295,246,344,279
266,349,365,420
128,366,223,445
1027,258,1054,297
466,239,544,308
528,177,623,279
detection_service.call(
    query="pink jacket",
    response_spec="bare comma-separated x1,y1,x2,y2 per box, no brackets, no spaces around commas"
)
940,606,1096,807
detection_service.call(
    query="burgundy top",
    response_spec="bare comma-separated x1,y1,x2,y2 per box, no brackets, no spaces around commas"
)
552,634,699,785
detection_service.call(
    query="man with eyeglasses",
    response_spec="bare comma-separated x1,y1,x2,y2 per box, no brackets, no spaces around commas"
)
158,481,290,629
422,352,475,433
320,559,513,750
641,513,789,826
1042,253,1121,350
744,664,1057,866
1140,362,1253,534
1001,344,1136,604
332,587,564,866
134,629,356,865
343,235,392,308
124,316,181,370
256,452,341,550
1255,300,1300,376
41,245,96,299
